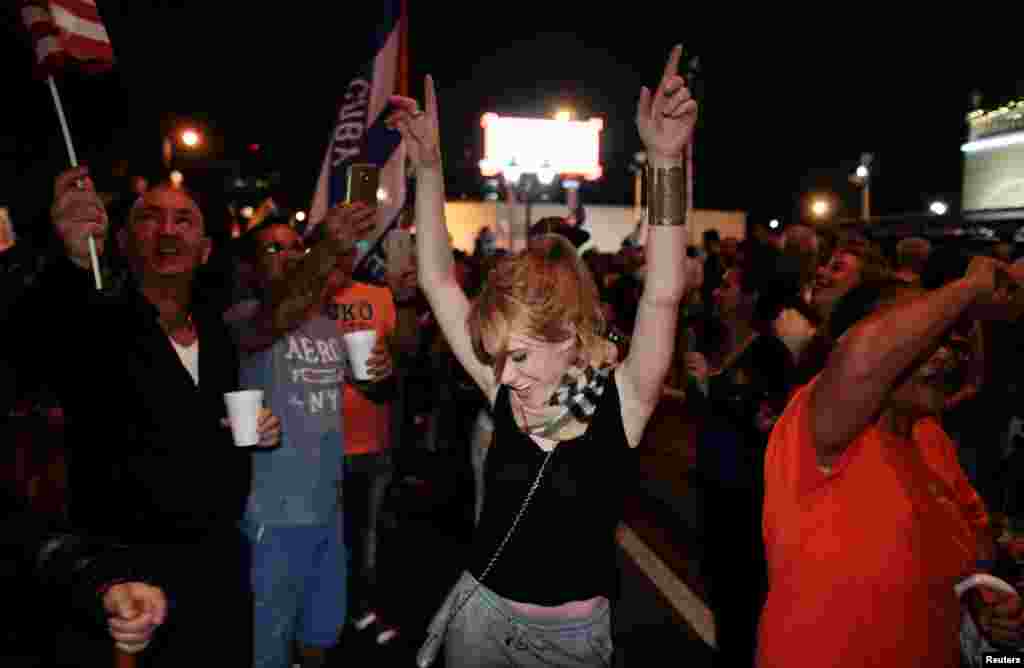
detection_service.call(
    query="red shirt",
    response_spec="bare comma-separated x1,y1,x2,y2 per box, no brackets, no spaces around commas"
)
332,282,396,456
758,381,985,668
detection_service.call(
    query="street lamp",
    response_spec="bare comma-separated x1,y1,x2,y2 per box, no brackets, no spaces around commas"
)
811,199,830,219
163,126,204,169
930,200,949,216
294,211,307,223
536,161,557,186
503,159,524,186
502,159,560,242
769,219,780,230
849,153,873,221
181,128,201,148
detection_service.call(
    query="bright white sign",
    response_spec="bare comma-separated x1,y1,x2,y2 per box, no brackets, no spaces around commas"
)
963,139,1024,212
479,113,604,181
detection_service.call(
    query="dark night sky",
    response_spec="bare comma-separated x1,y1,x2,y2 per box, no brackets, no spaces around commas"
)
2,4,1022,237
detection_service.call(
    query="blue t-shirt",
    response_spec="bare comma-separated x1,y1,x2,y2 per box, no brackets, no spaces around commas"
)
228,300,348,526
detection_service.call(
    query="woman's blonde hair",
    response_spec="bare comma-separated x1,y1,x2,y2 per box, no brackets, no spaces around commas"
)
467,234,607,381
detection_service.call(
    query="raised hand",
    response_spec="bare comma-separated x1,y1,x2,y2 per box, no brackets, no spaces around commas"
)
636,45,698,162
322,201,378,251
51,165,109,268
387,75,442,169
965,255,1002,297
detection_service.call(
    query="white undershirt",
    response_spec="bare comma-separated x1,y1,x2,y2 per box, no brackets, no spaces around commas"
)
170,338,199,385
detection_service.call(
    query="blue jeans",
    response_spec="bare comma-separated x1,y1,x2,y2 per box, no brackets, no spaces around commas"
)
245,516,347,668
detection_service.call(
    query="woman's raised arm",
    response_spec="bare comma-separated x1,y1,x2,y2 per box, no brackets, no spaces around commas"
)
388,76,496,397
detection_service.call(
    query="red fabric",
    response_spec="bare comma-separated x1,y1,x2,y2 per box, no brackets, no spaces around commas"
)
333,282,396,456
51,0,103,22
758,381,982,668
20,0,114,78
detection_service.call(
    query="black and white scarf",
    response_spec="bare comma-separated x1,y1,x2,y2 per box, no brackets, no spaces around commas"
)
524,364,613,441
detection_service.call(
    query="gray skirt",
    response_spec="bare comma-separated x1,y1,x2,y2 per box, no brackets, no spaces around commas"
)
440,571,613,668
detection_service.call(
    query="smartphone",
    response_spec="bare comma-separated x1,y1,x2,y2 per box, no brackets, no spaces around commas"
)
386,228,414,275
346,163,380,205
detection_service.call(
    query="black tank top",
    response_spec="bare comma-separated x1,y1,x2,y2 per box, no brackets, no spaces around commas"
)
469,369,634,605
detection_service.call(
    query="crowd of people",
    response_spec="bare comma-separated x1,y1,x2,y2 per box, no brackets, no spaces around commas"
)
1,44,1024,668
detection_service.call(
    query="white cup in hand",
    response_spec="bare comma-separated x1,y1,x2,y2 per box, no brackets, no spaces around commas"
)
343,330,378,381
223,390,264,446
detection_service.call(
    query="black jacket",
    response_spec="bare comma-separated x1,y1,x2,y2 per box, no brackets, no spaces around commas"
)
0,493,163,666
2,255,250,542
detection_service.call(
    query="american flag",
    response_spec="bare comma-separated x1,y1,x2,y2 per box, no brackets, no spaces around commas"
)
20,1,115,77
308,0,409,285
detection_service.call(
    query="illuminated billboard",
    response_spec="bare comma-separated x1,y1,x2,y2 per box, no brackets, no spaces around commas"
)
479,113,604,181
962,102,1024,213
962,135,1024,212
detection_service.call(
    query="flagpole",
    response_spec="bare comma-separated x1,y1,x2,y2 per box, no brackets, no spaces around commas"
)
47,74,103,291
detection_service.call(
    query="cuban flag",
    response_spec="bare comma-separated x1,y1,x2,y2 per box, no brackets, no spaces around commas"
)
308,0,409,285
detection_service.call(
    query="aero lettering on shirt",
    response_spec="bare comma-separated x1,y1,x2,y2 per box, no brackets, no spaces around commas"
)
284,335,344,364
282,334,344,415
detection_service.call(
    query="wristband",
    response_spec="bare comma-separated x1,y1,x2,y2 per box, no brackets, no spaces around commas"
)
646,165,687,226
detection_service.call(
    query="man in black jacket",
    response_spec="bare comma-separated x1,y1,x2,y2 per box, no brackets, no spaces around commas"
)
2,166,281,666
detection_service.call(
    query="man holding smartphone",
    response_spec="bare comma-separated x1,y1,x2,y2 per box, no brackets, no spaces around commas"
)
225,201,394,668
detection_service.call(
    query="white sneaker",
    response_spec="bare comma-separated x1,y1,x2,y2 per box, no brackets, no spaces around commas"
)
376,628,399,645
354,611,378,631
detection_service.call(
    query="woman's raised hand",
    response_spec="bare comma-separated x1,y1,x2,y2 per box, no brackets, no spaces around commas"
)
636,45,698,162
387,75,442,170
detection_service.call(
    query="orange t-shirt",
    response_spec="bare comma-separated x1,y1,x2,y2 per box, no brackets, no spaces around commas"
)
758,381,986,668
332,282,396,456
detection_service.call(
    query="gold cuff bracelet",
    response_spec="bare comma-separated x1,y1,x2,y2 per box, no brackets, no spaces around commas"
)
646,165,687,226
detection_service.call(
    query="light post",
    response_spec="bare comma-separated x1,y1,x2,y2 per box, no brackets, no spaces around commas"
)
502,159,560,248
848,153,872,221
929,200,949,216
163,127,204,170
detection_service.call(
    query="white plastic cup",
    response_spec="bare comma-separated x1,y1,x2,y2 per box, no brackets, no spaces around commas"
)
223,390,264,447
343,329,378,381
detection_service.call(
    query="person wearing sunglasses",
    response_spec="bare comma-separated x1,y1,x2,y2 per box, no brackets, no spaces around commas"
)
225,202,395,668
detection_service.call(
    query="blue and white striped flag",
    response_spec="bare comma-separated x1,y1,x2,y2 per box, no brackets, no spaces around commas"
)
308,0,408,285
